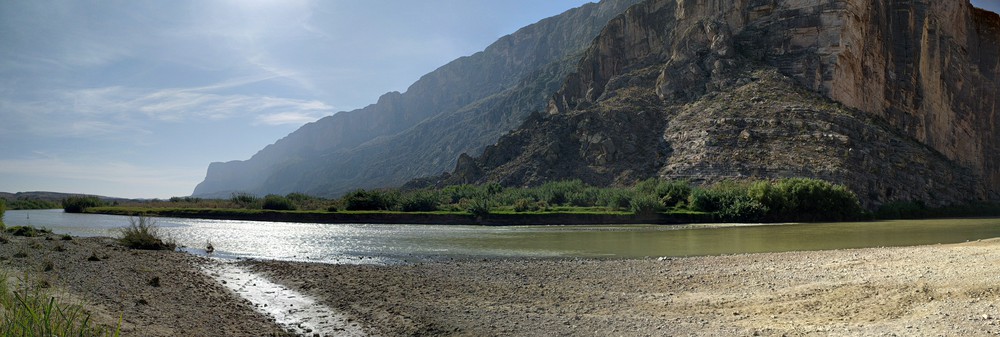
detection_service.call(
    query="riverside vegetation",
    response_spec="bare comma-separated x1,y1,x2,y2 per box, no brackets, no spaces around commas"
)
81,178,885,223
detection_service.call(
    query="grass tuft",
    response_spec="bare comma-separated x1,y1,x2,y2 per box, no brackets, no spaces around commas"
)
117,215,176,250
0,273,121,336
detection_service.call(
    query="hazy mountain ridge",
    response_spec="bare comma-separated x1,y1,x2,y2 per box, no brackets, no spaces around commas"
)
192,0,643,198
424,0,999,207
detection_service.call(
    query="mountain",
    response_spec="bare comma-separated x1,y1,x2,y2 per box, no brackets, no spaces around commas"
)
192,0,643,198
423,0,1000,207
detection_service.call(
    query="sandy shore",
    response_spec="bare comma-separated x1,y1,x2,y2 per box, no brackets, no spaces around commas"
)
248,239,1000,336
4,230,1000,336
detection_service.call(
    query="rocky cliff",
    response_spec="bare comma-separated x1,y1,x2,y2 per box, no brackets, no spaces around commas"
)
192,0,642,198
432,0,1000,207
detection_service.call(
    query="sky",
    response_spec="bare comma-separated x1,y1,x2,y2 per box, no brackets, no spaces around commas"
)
1,1,999,199
0,0,593,198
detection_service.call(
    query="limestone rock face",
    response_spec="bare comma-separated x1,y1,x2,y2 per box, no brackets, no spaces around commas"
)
441,0,1000,206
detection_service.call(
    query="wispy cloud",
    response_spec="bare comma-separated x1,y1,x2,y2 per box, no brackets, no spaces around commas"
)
2,78,334,140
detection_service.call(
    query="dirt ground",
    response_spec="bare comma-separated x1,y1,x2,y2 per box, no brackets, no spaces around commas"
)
248,239,1000,336
0,234,289,336
5,231,1000,336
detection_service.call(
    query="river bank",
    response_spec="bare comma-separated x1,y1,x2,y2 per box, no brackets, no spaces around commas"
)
84,206,715,225
247,239,1000,336
4,230,1000,336
0,234,289,336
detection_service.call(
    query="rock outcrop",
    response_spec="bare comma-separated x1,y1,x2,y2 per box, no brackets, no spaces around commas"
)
192,0,642,198
432,0,1000,207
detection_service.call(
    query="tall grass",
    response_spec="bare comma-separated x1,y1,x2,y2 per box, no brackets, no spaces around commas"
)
0,274,120,337
117,215,176,250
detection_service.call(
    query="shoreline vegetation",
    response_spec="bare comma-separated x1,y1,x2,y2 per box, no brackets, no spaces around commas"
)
56,177,1000,225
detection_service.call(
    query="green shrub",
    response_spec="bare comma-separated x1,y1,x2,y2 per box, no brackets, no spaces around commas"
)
657,181,692,208
62,196,104,213
599,189,633,210
717,199,769,222
261,194,295,210
117,215,175,250
466,197,492,217
400,191,440,212
0,198,4,228
513,198,540,212
629,194,662,216
230,192,260,209
770,178,862,221
442,185,480,204
0,273,121,336
343,189,399,211
538,180,587,205
6,226,40,237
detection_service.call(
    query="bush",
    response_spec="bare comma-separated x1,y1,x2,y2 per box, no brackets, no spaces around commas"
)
513,198,538,212
118,215,175,250
657,181,692,208
538,180,587,205
629,194,662,216
343,189,398,211
0,273,121,336
466,197,492,217
600,189,633,210
262,194,296,210
400,191,440,212
6,226,49,237
717,199,769,222
0,198,4,228
230,192,260,209
770,178,862,221
62,196,104,213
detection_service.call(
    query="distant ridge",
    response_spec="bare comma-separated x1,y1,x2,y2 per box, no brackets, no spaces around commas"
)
192,0,644,198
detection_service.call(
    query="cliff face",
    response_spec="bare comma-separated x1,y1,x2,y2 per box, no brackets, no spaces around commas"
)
193,0,642,197
437,0,1000,206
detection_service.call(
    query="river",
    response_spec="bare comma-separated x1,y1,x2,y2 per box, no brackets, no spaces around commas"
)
5,209,1000,263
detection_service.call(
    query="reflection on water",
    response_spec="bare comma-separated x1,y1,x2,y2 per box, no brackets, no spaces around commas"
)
5,209,1000,263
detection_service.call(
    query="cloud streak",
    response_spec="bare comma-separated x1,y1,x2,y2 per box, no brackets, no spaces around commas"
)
3,79,334,140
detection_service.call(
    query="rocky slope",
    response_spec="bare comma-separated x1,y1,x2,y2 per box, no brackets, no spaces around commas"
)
192,0,642,198
431,0,1000,207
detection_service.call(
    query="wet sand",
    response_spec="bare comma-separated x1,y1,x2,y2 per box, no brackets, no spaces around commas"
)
5,231,1000,336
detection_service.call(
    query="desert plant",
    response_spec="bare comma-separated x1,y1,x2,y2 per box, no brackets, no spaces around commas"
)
62,196,104,213
230,192,260,209
6,226,40,237
513,198,538,212
629,194,663,216
117,215,175,250
343,189,399,211
400,191,440,212
466,197,493,217
262,194,296,210
0,273,120,336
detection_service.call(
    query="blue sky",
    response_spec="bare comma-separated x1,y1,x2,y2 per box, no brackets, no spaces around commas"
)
0,0,592,198
1,1,998,199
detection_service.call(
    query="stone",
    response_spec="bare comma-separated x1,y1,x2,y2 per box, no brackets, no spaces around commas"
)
435,0,1000,207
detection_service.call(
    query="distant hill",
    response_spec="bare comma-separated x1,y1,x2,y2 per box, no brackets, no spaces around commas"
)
1,191,129,203
195,0,1000,209
192,0,643,198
